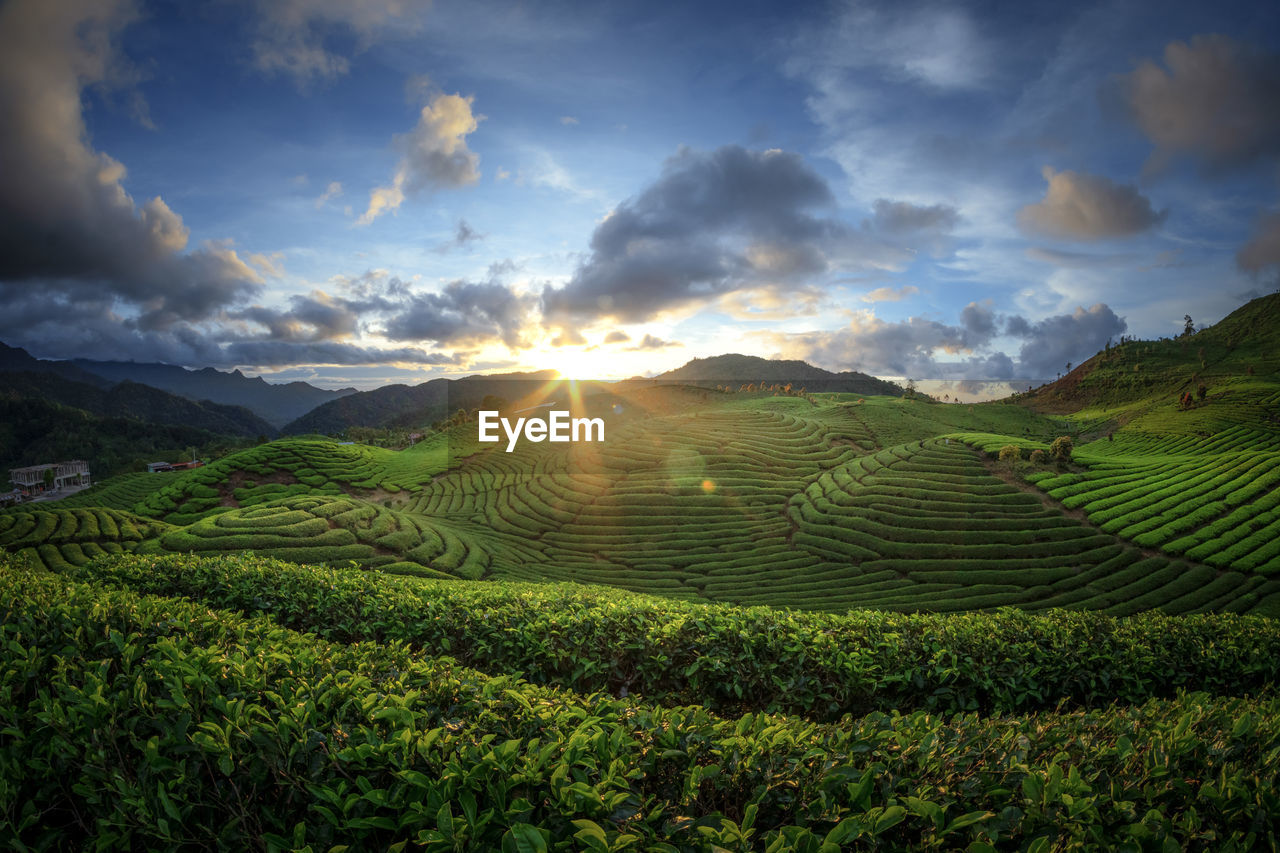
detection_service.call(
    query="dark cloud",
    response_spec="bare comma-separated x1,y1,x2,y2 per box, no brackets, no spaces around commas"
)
771,311,999,380
433,218,484,253
232,292,368,342
603,330,631,344
541,145,908,325
1017,167,1166,241
959,302,998,341
1118,35,1280,175
219,341,460,368
628,334,680,351
382,279,533,348
1008,303,1127,377
0,0,261,330
1237,211,1280,275
767,301,1123,381
867,199,960,234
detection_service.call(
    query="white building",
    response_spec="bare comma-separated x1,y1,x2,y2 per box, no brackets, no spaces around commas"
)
8,460,91,495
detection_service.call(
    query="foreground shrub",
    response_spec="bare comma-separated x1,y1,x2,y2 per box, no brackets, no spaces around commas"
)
3,563,1279,851
60,552,1280,721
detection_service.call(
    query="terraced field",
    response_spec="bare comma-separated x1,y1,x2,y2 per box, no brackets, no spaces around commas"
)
8,346,1279,617
0,505,170,572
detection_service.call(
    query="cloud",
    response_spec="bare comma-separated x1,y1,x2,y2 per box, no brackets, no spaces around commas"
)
867,199,959,234
860,285,919,303
359,92,482,224
541,145,908,325
314,180,342,208
0,0,261,333
760,300,1124,381
1025,247,1136,268
628,334,680,351
551,329,587,347
603,330,631,344
1237,211,1280,275
381,279,534,348
248,252,286,278
1007,303,1127,376
1118,34,1280,175
1017,167,1166,241
433,218,484,253
559,115,579,125
245,0,428,86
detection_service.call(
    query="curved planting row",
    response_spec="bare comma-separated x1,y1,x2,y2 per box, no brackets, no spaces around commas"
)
133,438,447,524
1030,449,1280,574
787,439,1279,615
8,560,1280,851
0,506,169,572
154,495,507,579
67,551,1280,720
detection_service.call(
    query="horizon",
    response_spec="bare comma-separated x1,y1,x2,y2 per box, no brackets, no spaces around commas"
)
2,1,1278,390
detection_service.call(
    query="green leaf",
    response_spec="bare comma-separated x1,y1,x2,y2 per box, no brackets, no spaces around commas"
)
503,823,548,853
873,805,906,836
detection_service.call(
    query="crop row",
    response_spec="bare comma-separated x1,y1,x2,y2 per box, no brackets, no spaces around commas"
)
61,551,1280,720
1027,447,1280,574
9,559,1278,851
150,495,504,579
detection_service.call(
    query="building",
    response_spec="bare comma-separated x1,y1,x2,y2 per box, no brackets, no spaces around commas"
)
8,460,91,496
146,460,205,473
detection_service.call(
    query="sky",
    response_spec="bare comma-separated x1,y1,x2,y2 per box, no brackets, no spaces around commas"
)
1,0,1278,391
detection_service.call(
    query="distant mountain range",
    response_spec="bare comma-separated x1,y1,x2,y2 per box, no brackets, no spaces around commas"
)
1,340,906,441
68,359,356,428
0,343,354,429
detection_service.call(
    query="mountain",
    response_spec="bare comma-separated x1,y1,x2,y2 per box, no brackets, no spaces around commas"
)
0,394,238,479
0,342,111,388
68,359,356,428
645,353,905,395
0,371,276,438
282,370,561,435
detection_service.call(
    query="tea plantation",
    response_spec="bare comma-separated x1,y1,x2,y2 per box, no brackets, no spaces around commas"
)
3,293,1279,848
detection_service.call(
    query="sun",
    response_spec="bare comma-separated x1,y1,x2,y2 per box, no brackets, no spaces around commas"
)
534,346,632,380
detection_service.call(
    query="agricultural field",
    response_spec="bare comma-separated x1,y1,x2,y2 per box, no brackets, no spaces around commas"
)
9,346,1280,616
4,294,1279,848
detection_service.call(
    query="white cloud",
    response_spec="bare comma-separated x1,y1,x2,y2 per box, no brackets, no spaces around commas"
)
359,92,482,225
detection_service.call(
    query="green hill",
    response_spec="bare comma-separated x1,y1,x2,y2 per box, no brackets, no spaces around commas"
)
645,352,905,395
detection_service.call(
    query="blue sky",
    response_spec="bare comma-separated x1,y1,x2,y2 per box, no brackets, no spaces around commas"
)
1,0,1278,390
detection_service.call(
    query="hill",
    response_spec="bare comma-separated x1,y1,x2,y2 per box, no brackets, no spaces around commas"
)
0,395,243,479
68,358,356,428
0,341,111,387
281,370,565,434
0,371,275,438
647,352,905,395
1022,291,1280,414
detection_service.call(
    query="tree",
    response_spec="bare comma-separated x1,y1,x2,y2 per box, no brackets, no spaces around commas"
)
1183,314,1194,337
1197,383,1207,401
43,467,55,490
999,445,1021,464
1050,435,1073,463
1029,448,1046,465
